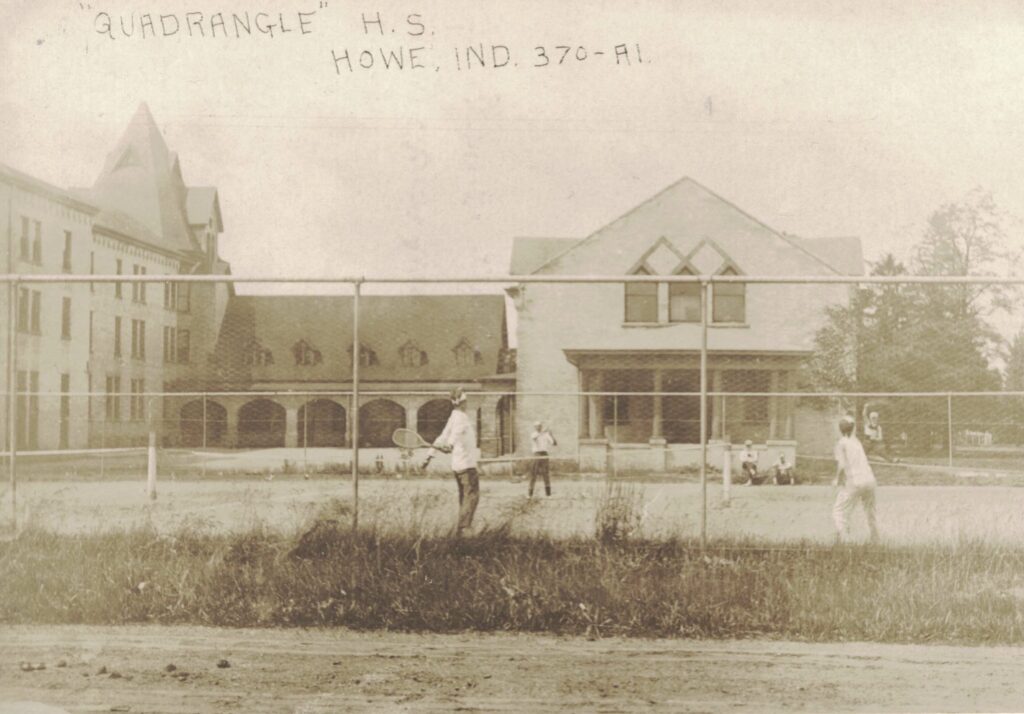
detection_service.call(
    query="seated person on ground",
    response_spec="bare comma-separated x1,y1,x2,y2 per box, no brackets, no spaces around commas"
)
739,440,767,485
771,453,796,485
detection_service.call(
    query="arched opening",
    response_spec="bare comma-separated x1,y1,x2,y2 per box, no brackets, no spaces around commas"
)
358,399,405,448
417,399,451,445
237,399,286,448
298,399,347,447
180,399,227,447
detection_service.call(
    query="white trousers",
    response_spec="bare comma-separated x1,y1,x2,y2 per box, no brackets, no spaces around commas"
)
832,483,878,541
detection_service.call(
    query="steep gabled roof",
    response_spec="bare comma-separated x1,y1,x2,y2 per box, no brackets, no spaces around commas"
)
0,163,99,214
510,237,579,274
186,187,222,231
209,294,508,384
530,177,845,276
85,103,202,255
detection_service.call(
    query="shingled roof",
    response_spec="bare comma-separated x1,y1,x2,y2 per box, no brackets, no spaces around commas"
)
81,103,202,256
208,294,508,384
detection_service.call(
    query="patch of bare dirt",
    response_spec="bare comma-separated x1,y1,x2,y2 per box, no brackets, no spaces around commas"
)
1,625,1023,713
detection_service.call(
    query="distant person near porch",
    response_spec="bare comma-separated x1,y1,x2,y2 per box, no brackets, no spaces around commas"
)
863,410,899,463
529,421,557,497
771,453,795,485
422,387,479,536
740,440,766,485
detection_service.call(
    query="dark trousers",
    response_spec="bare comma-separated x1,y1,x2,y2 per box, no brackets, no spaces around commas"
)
743,461,767,485
453,468,480,535
529,452,551,496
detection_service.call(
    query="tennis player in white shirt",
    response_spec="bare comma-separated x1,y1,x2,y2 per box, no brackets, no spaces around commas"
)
424,387,479,536
833,415,880,544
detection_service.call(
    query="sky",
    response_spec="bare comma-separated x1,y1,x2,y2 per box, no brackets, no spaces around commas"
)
2,0,1024,297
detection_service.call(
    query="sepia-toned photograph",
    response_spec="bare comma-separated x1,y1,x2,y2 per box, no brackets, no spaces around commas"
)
3,1,1024,711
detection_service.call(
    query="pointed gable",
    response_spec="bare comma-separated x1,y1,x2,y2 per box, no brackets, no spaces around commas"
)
532,177,846,277
87,103,200,255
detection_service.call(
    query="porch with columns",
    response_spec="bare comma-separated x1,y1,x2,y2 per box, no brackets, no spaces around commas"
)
569,350,802,472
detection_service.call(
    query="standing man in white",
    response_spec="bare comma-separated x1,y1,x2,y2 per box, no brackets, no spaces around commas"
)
529,421,557,498
833,415,880,544
425,387,479,536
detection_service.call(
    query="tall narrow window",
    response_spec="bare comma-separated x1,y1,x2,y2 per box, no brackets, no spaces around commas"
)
30,291,40,334
19,216,29,260
31,220,42,264
60,373,70,449
178,283,191,313
62,231,72,272
163,326,175,363
177,329,190,364
16,287,29,332
61,297,72,340
28,371,39,449
130,379,146,421
90,252,95,292
106,376,121,422
668,268,701,323
624,267,658,323
114,316,122,357
712,267,746,323
131,319,146,360
115,259,123,299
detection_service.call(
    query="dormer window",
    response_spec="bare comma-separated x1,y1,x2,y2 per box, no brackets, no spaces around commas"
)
713,266,746,323
669,267,700,323
453,338,482,367
292,339,323,366
624,267,658,323
399,340,428,367
244,338,274,366
348,343,379,367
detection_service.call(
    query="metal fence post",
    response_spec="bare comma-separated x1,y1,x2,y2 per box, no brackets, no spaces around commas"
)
612,393,618,479
351,280,361,531
699,279,709,552
947,393,954,468
146,396,157,500
201,392,207,480
7,279,17,531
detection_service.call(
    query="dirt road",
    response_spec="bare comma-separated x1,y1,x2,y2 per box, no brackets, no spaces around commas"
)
1,625,1023,713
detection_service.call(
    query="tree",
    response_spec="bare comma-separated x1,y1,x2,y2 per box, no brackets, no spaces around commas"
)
1002,330,1024,445
807,191,1012,453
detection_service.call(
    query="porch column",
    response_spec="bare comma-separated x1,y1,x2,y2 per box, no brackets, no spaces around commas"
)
578,369,589,439
782,371,795,439
651,369,664,441
711,370,723,440
769,371,780,440
285,406,299,448
224,402,238,448
405,403,419,436
588,371,604,440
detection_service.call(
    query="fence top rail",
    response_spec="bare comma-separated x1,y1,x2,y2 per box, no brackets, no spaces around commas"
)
17,390,1024,398
4,273,1024,286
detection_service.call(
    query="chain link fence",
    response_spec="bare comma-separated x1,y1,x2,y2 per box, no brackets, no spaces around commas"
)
3,274,1024,543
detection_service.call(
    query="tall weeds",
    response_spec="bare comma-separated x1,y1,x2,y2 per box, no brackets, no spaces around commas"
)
3,520,1024,643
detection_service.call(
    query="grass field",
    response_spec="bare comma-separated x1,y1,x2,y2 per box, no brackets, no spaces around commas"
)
5,475,1024,544
5,465,1024,647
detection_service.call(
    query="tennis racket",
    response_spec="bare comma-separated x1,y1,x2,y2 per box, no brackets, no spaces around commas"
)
392,428,439,450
